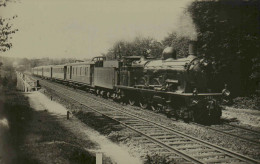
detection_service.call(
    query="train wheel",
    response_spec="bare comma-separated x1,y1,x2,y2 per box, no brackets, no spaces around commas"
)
111,93,116,99
106,92,111,98
139,101,148,109
96,89,100,96
151,105,160,112
128,98,136,106
151,105,157,111
100,90,105,97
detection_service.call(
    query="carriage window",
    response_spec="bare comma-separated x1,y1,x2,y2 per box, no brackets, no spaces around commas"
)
85,67,87,75
80,67,81,75
73,68,74,75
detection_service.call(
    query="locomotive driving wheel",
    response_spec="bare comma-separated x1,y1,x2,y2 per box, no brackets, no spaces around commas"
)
139,100,148,109
106,92,111,98
96,89,100,96
150,105,159,112
128,98,136,106
151,104,162,112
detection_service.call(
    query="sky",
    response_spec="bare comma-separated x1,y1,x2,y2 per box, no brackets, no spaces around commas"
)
1,0,195,59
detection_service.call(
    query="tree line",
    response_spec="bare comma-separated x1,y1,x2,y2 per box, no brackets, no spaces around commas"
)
103,0,260,96
1,0,259,96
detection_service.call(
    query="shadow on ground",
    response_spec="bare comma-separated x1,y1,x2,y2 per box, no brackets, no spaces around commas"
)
0,88,96,164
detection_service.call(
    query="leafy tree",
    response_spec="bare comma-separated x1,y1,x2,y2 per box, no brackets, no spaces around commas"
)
0,0,18,52
105,36,164,60
188,0,260,95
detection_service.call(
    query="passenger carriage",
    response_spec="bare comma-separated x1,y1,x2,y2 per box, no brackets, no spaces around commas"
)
52,64,65,81
66,61,94,87
32,67,38,76
42,66,52,79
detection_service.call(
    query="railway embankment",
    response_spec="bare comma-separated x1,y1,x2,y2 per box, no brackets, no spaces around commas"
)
40,83,179,163
39,79,260,163
27,91,142,164
0,84,98,163
1,73,132,164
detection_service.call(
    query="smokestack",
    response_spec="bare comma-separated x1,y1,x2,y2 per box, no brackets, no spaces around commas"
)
188,40,197,56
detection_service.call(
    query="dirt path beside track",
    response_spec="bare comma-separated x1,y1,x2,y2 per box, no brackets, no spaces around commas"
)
0,87,142,164
26,91,142,164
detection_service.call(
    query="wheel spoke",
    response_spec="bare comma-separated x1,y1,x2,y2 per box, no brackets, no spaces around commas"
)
128,98,136,106
139,101,148,109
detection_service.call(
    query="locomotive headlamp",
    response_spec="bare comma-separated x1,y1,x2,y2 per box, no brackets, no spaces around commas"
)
222,90,230,97
222,84,231,104
222,84,230,97
193,88,198,96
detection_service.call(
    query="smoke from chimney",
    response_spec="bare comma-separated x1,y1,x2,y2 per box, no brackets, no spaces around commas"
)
173,3,198,41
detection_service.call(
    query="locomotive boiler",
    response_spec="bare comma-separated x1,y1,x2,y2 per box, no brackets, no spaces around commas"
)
117,41,228,122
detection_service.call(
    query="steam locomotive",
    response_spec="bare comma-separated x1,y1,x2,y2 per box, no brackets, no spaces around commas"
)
32,41,230,122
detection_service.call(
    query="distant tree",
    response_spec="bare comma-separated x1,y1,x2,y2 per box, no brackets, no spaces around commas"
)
0,0,18,52
105,37,164,60
162,32,190,58
131,36,164,58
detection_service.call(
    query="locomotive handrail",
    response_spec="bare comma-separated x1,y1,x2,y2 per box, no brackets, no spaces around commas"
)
117,85,223,97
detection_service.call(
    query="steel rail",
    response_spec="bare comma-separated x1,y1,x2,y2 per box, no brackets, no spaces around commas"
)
192,122,260,145
223,123,260,135
35,77,260,163
41,80,202,163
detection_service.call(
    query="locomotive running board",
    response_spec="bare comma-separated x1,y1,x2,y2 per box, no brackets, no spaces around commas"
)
117,85,222,97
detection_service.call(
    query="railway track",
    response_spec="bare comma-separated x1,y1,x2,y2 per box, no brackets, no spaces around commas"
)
35,78,259,163
192,122,260,145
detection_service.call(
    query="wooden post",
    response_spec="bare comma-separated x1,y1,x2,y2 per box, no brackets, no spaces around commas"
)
67,111,70,120
96,153,102,164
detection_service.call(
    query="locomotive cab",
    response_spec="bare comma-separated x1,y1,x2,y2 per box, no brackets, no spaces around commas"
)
91,56,106,67
119,56,148,87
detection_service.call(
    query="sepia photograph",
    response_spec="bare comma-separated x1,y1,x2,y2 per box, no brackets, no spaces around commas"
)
0,0,260,163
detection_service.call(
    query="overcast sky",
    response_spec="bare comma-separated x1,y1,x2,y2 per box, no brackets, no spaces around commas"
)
1,0,194,59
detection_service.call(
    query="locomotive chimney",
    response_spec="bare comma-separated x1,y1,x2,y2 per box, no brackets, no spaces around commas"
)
188,40,197,56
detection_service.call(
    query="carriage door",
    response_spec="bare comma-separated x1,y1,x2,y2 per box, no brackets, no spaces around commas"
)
70,66,72,79
64,66,67,80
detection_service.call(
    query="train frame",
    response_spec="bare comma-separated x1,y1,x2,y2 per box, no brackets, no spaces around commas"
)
32,45,229,122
